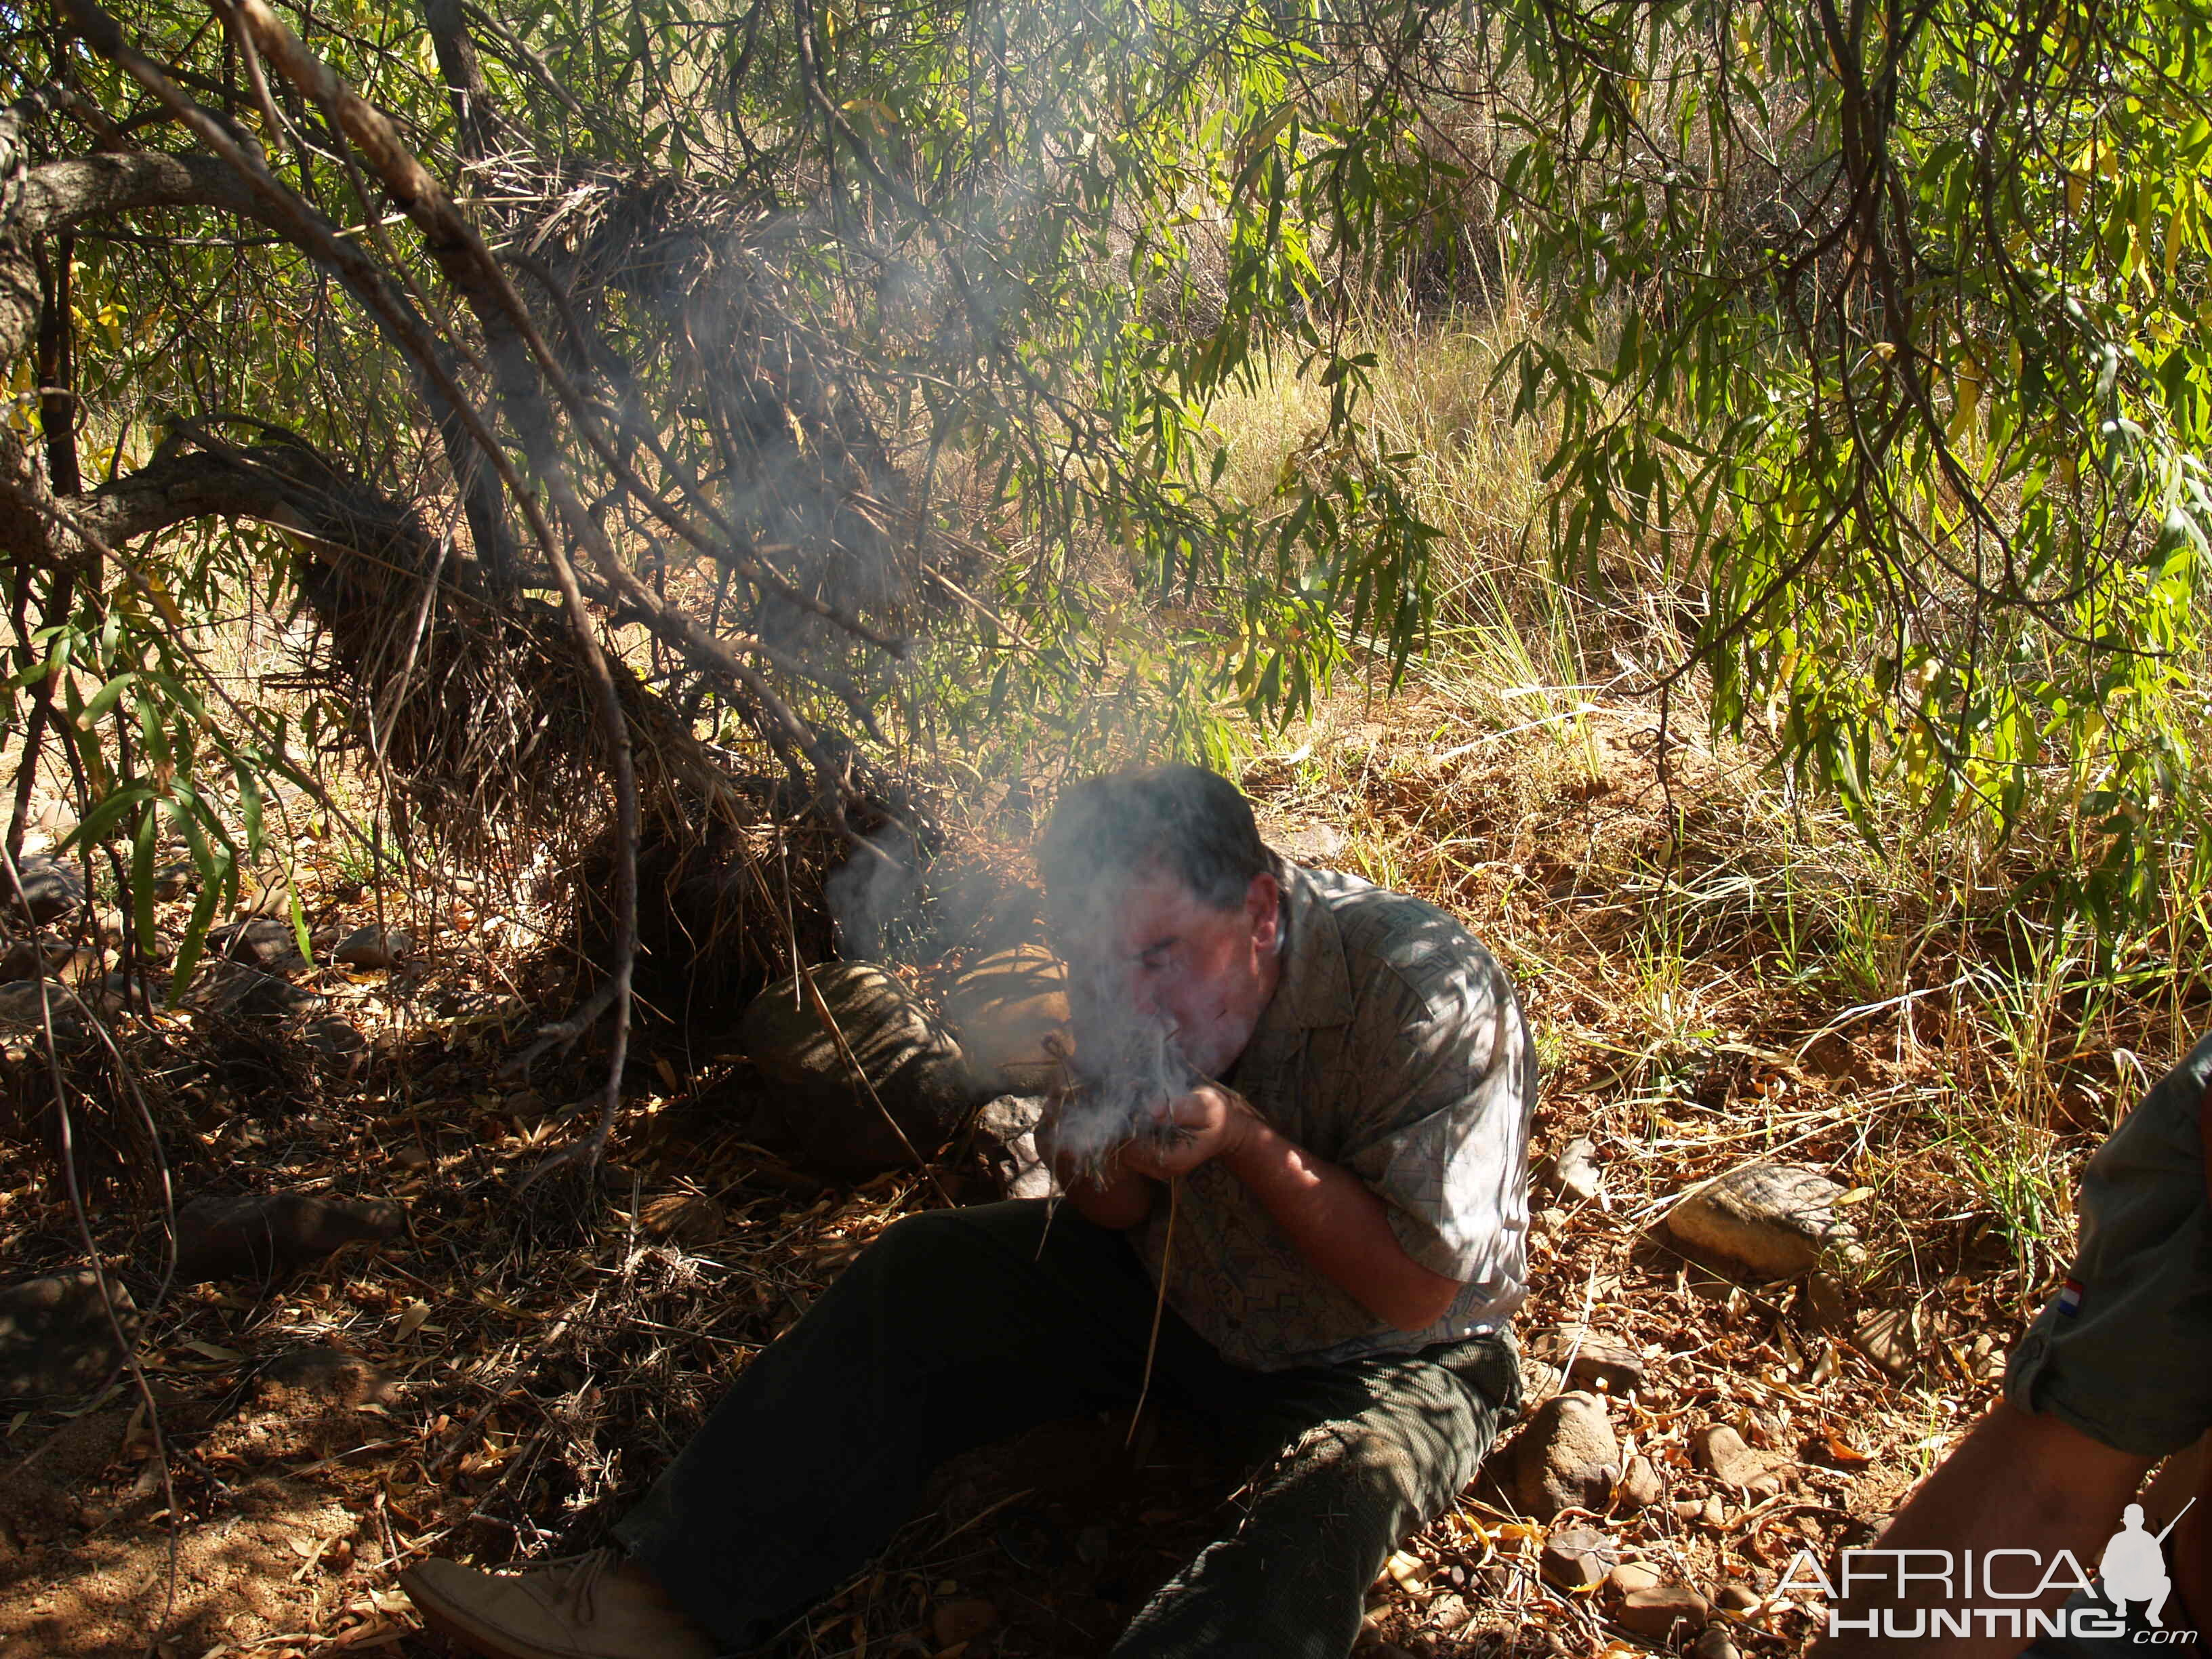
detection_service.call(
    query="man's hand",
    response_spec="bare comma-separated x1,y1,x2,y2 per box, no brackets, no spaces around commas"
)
1117,1085,1263,1180
1036,1094,1155,1231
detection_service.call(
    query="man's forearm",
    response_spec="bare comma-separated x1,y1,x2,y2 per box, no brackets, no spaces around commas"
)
1223,1120,1461,1330
1061,1162,1155,1231
1814,1401,2153,1659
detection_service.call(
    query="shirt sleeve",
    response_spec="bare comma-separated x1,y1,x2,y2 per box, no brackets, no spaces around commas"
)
1336,938,1536,1285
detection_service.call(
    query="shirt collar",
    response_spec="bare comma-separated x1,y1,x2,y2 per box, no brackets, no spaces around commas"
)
1254,857,1355,1040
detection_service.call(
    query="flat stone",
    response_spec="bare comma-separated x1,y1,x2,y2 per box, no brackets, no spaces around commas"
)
1853,1306,1925,1377
1666,1162,1860,1279
1608,1561,1661,1596
219,916,310,972
1716,1584,1760,1612
334,925,411,970
174,1192,405,1283
1691,1424,1788,1496
5,855,83,925
1529,1327,1645,1395
1546,1136,1603,1202
0,1269,140,1401
1618,1453,1664,1511
300,1015,367,1061
1617,1585,1708,1637
255,1347,396,1408
1539,1525,1614,1590
0,978,87,1037
937,946,1069,1095
0,939,96,984
1801,1270,1852,1330
1511,1392,1618,1521
183,960,326,1021
1694,1629,1741,1659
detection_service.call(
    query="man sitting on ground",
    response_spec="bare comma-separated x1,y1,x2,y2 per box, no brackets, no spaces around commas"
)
402,763,1537,1659
1814,1030,2212,1658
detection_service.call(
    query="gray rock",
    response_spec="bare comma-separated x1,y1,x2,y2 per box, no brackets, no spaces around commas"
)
1618,1585,1708,1638
219,916,310,972
256,1346,396,1408
334,925,411,970
938,946,1069,1095
174,1192,405,1283
1545,1136,1603,1202
5,855,84,925
300,1015,367,1062
1691,1423,1789,1497
151,860,196,901
0,1269,140,1402
1529,1326,1645,1395
0,938,97,984
739,962,974,1174
1511,1391,1620,1520
972,1094,1061,1200
1539,1525,1614,1590
1666,1162,1860,1279
0,978,87,1037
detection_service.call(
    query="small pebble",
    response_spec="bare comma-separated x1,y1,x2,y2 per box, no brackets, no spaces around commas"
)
1717,1584,1760,1612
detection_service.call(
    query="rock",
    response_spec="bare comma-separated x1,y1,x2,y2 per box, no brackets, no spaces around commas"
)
1801,1270,1852,1330
255,1347,396,1409
151,860,195,901
640,1192,722,1248
1269,821,1347,865
738,962,974,1174
5,855,83,925
1544,1136,1603,1202
930,1599,998,1647
334,925,411,970
300,1015,367,1062
0,937,96,984
1853,1306,1925,1376
174,1192,405,1282
1528,1327,1645,1395
937,945,1069,1094
1666,1162,1860,1279
183,960,325,1020
1618,1454,1664,1511
1511,1392,1619,1520
1607,1561,1661,1596
1618,1586,1708,1637
1700,1493,1728,1526
1689,1425,1796,1504
1716,1584,1760,1613
1694,1629,1741,1659
0,1270,140,1401
971,1094,1061,1200
219,916,310,972
0,978,87,1037
1539,1525,1614,1590
1691,1424,1789,1496
1427,1593,1470,1633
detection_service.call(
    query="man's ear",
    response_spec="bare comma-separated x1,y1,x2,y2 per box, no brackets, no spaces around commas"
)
1246,872,1282,949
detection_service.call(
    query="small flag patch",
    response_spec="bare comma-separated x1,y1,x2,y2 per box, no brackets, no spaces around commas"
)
2057,1279,2085,1317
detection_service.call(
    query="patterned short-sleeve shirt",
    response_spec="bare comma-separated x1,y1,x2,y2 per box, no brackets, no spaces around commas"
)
1130,859,1536,1371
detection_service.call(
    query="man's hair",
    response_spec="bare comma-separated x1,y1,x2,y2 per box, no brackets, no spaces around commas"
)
1038,764,1269,913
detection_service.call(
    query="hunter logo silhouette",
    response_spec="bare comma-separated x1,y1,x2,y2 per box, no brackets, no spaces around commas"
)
2100,1499,2195,1628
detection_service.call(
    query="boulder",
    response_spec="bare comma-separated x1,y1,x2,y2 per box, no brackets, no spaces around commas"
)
174,1192,405,1283
937,946,1070,1094
184,960,326,1020
1510,1391,1620,1520
739,962,974,1173
334,925,411,970
1666,1162,1860,1279
5,855,84,925
0,1269,140,1401
972,1094,1061,1200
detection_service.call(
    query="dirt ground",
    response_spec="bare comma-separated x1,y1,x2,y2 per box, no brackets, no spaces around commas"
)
2,699,2197,1659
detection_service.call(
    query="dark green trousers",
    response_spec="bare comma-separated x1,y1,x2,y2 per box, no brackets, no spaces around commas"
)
616,1200,1520,1657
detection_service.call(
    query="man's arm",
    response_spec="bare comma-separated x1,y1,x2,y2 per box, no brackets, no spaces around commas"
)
1813,1400,2153,1659
1122,1085,1463,1331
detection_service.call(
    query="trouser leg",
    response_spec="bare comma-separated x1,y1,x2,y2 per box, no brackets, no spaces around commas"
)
615,1200,1167,1649
1108,1332,1521,1659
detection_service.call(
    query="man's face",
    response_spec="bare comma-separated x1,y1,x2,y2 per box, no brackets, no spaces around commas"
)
1053,865,1284,1082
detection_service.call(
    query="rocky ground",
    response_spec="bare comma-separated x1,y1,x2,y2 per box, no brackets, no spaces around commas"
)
0,699,2194,1658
